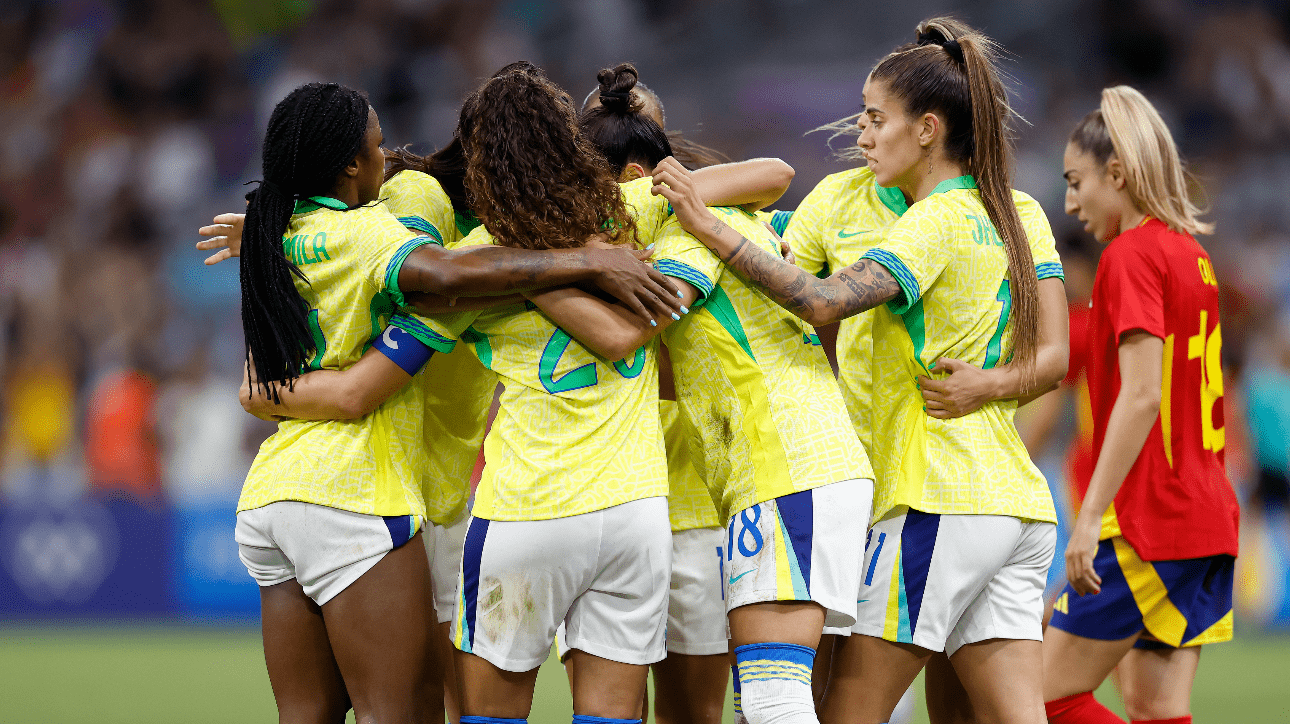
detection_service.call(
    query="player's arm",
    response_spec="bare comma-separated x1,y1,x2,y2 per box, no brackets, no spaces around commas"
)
1065,331,1163,595
525,280,699,362
651,157,899,326
402,291,525,314
240,328,431,421
918,277,1070,418
198,213,685,325
689,157,795,212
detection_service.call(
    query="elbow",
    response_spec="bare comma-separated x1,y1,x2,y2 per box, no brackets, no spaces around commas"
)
767,158,795,197
335,385,379,420
600,335,643,364
1131,386,1162,417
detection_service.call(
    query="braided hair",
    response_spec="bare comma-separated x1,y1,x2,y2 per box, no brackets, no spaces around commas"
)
241,82,370,402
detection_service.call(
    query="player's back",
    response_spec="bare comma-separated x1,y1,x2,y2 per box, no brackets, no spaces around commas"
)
654,207,871,521
418,226,669,523
381,169,494,525
241,199,435,519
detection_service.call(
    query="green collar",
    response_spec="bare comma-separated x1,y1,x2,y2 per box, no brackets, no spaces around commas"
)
293,196,349,214
875,174,977,217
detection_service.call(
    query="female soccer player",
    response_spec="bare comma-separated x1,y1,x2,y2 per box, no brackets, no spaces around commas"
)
531,65,874,724
232,81,683,724
790,96,1070,724
652,17,1064,724
1041,86,1239,724
575,64,796,724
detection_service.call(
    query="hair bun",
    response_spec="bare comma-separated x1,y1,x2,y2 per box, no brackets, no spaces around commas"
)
916,27,964,63
596,63,640,112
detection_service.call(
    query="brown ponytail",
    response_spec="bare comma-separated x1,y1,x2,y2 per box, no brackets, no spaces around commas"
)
872,17,1039,376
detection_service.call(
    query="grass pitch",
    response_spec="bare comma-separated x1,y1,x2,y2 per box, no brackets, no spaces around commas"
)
0,625,1286,723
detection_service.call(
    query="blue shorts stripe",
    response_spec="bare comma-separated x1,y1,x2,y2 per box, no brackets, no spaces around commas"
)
774,489,814,591
900,510,940,635
382,515,412,547
461,518,490,652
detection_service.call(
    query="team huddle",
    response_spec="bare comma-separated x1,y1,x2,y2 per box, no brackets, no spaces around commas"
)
196,15,1240,724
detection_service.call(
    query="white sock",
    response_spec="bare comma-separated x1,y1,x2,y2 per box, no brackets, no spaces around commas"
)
735,642,819,724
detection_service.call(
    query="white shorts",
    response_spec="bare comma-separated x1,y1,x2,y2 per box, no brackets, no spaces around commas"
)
667,526,730,654
451,497,671,672
851,509,1055,655
723,479,873,630
423,507,471,623
236,501,423,606
556,526,728,660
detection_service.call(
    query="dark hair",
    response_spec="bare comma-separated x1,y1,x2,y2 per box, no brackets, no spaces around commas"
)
579,63,674,175
871,17,1039,375
459,62,635,249
384,135,469,212
240,82,370,402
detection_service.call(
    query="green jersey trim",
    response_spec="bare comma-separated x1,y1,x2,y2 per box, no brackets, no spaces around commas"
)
656,260,715,303
384,237,435,308
455,211,481,239
704,286,757,362
862,248,921,316
874,175,976,218
899,299,932,375
876,185,909,217
390,313,457,354
768,209,794,236
1036,261,1065,280
460,327,492,369
397,216,444,245
293,196,348,214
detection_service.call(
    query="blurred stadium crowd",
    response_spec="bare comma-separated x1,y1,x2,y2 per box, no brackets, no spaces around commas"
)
1,0,1290,624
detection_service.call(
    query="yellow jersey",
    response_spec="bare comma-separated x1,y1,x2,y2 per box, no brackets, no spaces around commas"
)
861,175,1063,523
412,226,669,522
654,207,872,522
380,169,496,525
238,197,437,517
620,176,671,247
661,399,721,531
785,168,901,456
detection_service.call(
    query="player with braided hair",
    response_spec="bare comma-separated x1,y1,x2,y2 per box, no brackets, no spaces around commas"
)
230,81,684,724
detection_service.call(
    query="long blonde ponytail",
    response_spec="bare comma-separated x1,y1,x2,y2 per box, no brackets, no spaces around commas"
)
1071,86,1213,236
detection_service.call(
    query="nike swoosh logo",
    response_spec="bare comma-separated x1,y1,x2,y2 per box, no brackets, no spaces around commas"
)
857,599,869,603
838,229,870,238
729,569,756,585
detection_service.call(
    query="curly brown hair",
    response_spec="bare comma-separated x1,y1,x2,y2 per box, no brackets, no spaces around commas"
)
459,63,636,249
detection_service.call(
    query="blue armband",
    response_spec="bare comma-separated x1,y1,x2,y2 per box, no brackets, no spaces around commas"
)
373,324,434,375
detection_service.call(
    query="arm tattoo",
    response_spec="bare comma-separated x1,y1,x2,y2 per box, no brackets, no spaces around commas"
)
722,239,901,325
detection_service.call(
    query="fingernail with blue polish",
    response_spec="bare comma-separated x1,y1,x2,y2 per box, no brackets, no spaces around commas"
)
647,242,656,250
650,319,658,327
680,306,690,314
676,290,684,298
671,312,681,321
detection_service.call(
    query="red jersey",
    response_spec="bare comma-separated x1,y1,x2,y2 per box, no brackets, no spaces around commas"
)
1083,218,1239,561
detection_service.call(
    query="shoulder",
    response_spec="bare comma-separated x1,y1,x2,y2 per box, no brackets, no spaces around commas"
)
382,169,446,196
451,223,497,250
802,167,876,205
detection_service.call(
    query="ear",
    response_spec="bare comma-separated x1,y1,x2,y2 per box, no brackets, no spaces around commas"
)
341,154,360,179
1105,157,1127,191
918,112,941,148
620,163,646,182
